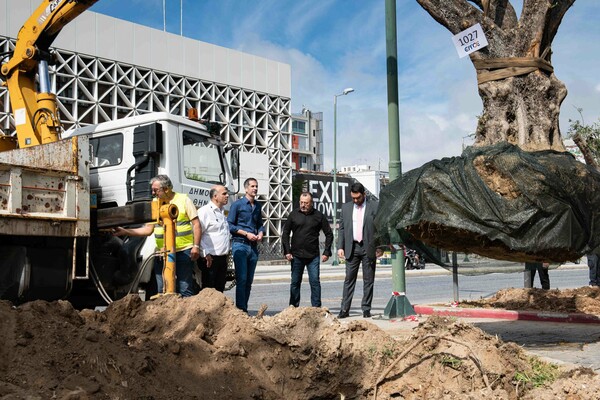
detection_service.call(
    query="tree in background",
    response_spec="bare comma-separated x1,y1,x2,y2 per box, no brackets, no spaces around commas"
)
417,0,574,151
567,110,600,169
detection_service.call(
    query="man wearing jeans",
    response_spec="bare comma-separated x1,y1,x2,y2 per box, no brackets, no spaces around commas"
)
227,178,264,313
282,192,333,307
113,174,201,297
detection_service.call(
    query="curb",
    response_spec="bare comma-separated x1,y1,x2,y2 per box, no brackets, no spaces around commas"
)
414,305,600,324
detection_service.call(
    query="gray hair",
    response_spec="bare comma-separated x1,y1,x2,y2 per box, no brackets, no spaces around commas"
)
150,175,173,190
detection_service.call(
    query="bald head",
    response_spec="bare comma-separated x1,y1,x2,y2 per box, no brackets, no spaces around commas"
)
299,192,313,213
210,185,229,207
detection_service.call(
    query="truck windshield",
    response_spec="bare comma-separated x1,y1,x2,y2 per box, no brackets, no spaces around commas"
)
90,133,123,168
182,130,225,184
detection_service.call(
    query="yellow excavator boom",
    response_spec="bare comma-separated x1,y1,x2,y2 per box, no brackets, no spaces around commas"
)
0,0,98,150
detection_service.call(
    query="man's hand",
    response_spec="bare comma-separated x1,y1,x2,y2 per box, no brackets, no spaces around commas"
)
190,246,201,261
285,253,293,261
337,249,345,260
247,232,263,242
205,254,213,268
321,255,329,262
375,248,384,258
112,227,127,236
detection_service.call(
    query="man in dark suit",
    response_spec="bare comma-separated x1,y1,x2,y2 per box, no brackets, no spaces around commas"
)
337,182,379,318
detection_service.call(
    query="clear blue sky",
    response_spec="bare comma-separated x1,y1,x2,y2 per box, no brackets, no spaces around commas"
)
90,0,600,173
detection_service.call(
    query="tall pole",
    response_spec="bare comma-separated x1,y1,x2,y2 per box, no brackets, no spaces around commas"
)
383,0,415,318
163,0,166,32
180,0,183,36
333,94,338,265
332,88,354,266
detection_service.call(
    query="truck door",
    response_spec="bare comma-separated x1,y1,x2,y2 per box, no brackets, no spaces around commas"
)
88,132,130,207
179,130,227,208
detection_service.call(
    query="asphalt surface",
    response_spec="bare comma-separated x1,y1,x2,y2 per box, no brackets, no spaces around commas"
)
250,261,600,371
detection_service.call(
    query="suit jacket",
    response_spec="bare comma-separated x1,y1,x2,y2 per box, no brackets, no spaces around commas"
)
337,199,379,259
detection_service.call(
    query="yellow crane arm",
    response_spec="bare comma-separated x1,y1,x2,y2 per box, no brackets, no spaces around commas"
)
0,0,98,150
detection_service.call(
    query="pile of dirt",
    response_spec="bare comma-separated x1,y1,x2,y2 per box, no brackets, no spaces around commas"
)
461,287,600,315
2,290,600,399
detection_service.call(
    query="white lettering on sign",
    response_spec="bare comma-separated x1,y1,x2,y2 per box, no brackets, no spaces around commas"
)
306,178,352,221
452,23,488,59
38,0,65,25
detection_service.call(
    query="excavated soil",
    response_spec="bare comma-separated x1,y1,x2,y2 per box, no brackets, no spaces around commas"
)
462,286,600,315
2,289,600,399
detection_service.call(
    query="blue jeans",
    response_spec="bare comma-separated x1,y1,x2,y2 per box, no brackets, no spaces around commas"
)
232,241,259,312
154,248,198,297
290,256,321,307
588,254,599,286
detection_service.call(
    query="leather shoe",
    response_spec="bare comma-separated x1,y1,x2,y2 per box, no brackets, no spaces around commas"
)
363,311,371,318
337,311,349,319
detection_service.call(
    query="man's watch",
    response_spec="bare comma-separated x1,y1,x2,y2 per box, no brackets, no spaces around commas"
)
192,244,200,249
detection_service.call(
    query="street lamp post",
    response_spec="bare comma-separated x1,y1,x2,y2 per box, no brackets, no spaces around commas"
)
332,88,354,266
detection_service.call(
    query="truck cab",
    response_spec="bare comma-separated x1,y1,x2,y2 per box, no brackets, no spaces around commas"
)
67,112,238,305
68,112,238,210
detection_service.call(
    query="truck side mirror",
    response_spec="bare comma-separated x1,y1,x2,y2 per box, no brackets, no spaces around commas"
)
230,147,240,180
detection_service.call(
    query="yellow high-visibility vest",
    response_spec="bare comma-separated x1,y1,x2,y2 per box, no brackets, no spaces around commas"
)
154,192,193,251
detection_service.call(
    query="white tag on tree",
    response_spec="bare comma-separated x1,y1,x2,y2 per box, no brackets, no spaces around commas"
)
452,23,489,58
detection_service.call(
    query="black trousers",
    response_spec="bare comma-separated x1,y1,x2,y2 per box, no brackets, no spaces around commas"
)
340,242,376,313
198,255,228,292
524,262,550,290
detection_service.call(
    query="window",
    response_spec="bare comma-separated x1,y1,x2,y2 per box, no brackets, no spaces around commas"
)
90,133,123,168
182,130,225,184
292,120,309,151
292,120,306,134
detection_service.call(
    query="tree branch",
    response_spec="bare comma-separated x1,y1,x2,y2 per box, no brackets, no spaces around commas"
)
542,0,576,53
417,0,482,34
417,0,518,34
519,0,574,59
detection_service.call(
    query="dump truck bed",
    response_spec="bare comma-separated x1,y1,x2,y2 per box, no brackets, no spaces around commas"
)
0,136,90,237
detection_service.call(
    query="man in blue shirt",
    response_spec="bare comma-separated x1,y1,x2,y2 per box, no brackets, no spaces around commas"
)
227,178,264,312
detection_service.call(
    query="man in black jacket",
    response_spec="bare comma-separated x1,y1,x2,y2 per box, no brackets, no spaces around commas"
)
282,192,333,307
337,182,379,318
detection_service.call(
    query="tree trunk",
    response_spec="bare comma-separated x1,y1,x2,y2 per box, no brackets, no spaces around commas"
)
417,0,575,152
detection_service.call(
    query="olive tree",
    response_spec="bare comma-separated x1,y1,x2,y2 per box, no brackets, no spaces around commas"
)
567,111,600,168
417,0,575,151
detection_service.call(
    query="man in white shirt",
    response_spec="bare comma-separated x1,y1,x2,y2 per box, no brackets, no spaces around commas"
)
197,185,231,292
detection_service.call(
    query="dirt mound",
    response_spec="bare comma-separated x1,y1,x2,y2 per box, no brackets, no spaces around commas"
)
2,290,600,399
461,287,600,315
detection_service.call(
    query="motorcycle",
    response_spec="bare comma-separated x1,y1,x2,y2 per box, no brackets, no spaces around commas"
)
404,247,426,270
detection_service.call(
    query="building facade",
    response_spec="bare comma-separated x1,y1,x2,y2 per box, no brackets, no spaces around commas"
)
339,164,389,197
0,0,293,245
291,109,323,172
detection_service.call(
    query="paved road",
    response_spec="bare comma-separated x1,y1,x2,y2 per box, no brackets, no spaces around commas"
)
223,263,600,371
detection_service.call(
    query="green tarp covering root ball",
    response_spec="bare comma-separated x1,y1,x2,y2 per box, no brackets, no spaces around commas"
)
375,142,600,264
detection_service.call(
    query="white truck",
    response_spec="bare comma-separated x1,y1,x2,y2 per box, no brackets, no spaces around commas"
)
0,0,239,306
0,111,239,306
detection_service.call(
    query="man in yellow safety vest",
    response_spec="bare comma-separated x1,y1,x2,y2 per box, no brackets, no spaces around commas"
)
114,174,201,296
